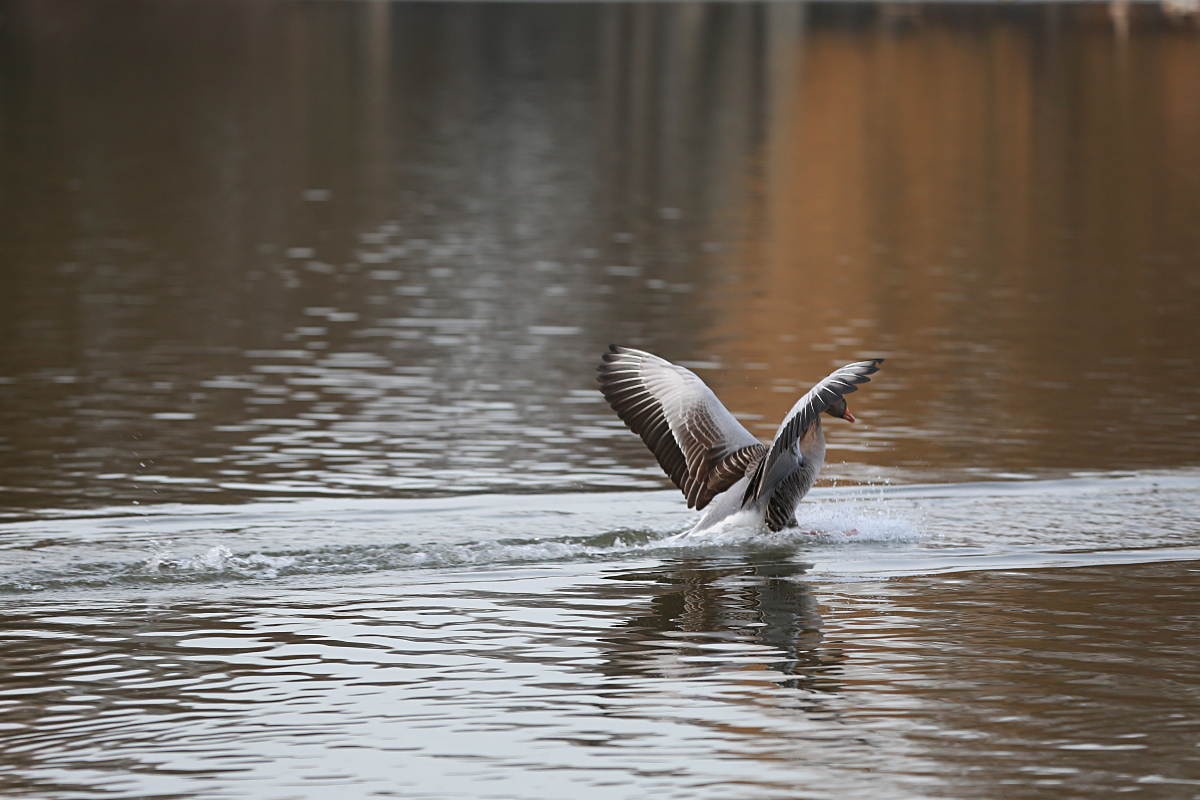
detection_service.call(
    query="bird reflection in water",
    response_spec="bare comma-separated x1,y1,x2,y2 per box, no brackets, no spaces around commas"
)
599,555,846,699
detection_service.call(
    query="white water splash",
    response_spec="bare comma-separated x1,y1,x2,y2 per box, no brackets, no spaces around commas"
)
796,498,924,543
141,543,297,579
667,498,923,547
119,497,924,584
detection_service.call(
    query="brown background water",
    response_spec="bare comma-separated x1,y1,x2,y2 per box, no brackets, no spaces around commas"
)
1,3,1200,799
2,0,1198,516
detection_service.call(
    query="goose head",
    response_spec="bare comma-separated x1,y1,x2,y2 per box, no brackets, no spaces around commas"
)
824,397,856,423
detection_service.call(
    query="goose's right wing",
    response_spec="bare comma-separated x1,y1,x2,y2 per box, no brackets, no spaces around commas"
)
598,345,767,509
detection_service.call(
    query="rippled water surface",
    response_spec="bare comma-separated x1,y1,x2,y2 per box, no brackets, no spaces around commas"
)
2,2,1200,798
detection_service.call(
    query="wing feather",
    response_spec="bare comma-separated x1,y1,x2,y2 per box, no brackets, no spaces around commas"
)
744,359,884,503
598,345,766,509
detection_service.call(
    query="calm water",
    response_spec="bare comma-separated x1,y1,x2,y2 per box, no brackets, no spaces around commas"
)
2,2,1200,798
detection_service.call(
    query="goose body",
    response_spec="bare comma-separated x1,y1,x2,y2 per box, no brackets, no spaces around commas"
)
597,346,883,535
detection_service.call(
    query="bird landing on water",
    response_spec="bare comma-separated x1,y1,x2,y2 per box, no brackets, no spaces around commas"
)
597,346,884,536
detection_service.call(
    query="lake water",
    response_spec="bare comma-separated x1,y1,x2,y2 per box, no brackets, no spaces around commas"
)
2,2,1200,798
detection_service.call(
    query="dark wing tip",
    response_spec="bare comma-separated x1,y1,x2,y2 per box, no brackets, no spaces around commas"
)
828,360,884,394
599,344,631,364
598,345,625,370
842,358,885,383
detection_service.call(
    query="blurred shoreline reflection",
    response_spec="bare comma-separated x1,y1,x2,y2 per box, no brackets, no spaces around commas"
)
0,1,1198,515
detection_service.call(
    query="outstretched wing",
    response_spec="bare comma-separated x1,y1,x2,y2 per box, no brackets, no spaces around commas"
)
744,359,884,503
597,345,767,509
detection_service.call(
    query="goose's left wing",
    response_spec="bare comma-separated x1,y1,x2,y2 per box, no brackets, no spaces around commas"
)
744,359,884,503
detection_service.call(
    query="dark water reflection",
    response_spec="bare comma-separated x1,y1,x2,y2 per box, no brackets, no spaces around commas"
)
603,558,846,694
840,561,1200,798
2,1,1199,517
2,559,1198,798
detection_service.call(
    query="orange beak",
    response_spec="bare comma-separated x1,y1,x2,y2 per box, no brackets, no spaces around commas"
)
843,409,856,423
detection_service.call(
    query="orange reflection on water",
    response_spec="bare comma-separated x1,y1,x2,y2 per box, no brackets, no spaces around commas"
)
703,6,1200,477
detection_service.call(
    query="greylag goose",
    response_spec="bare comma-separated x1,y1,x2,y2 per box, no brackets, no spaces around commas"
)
598,345,883,535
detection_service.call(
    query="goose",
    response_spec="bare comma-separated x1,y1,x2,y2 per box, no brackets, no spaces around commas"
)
597,345,883,535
